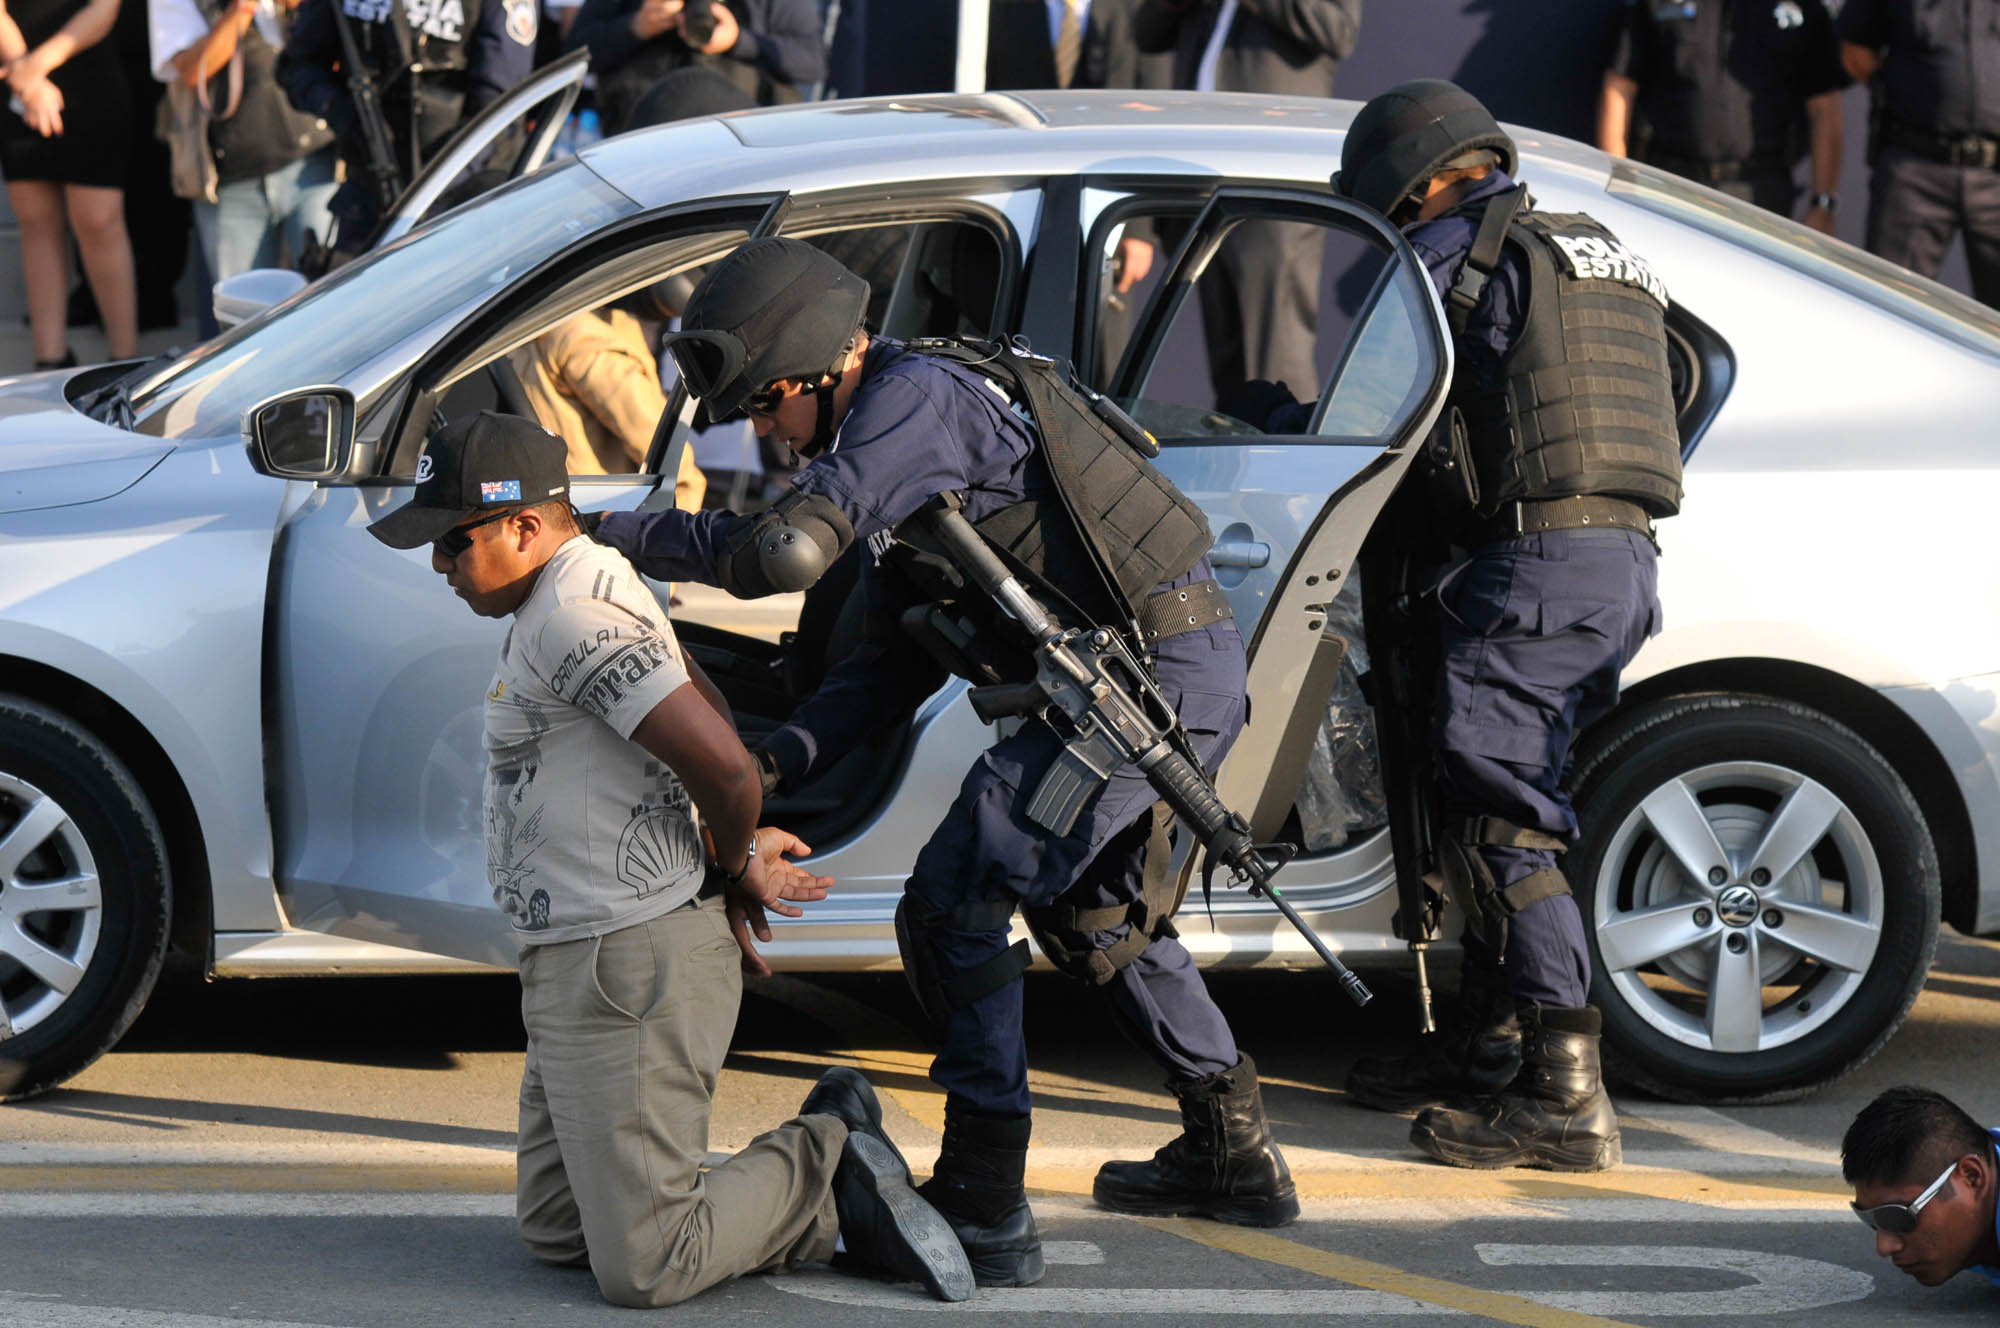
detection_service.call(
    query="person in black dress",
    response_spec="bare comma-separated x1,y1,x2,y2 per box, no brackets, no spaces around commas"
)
0,0,138,367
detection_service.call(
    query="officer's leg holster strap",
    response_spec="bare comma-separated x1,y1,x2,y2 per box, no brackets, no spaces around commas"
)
1448,814,1569,856
896,894,1031,1034
1023,803,1179,987
1434,816,1573,953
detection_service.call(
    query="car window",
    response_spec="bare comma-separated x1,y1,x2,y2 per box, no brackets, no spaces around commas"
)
420,224,755,482
1101,200,1404,441
128,160,636,441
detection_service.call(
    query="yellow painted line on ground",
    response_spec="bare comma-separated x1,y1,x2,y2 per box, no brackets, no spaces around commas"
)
1020,1168,1842,1203
0,1161,1840,1208
0,1166,512,1192
1132,1215,1648,1328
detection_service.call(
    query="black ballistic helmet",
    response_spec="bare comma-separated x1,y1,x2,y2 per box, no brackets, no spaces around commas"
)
1332,79,1517,222
662,237,871,426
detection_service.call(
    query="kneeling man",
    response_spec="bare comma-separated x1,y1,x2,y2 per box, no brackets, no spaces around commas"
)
369,412,973,1307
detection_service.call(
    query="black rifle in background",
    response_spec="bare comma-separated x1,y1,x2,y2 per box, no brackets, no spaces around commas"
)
328,1,406,214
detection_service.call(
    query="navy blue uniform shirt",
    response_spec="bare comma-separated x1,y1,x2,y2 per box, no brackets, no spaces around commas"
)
597,336,1061,779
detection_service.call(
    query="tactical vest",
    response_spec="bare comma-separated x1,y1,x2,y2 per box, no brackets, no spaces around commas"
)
909,339,1216,634
201,4,334,183
344,0,473,171
1447,191,1684,520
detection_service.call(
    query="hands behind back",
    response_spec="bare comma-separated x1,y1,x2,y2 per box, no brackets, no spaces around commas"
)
724,826,830,979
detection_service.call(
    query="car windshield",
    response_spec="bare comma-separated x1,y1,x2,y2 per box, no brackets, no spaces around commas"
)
1608,161,2000,360
127,160,637,440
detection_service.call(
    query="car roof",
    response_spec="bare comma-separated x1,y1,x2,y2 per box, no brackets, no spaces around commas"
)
577,89,1618,212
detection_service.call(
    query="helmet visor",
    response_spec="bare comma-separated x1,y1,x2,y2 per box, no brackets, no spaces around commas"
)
663,328,750,413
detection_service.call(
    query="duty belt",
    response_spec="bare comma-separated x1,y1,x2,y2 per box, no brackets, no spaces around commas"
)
1466,496,1655,549
1885,122,2000,170
1137,577,1233,643
1645,151,1788,184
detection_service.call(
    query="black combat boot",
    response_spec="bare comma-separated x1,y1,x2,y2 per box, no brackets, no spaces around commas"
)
1408,1004,1621,1172
1091,1054,1300,1227
1345,948,1521,1114
799,1068,974,1302
917,1099,1044,1288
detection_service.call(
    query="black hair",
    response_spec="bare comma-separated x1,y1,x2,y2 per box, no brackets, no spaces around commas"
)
530,498,581,537
1842,1085,1993,1186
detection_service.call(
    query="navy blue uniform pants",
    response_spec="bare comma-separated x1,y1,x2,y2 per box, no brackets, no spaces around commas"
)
905,616,1248,1117
1433,529,1661,1009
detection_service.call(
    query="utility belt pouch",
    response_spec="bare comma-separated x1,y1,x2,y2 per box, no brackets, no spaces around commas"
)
1423,406,1480,519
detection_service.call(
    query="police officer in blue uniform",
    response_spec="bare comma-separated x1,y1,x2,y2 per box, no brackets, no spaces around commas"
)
1600,0,1847,229
590,236,1299,1286
1838,0,2000,307
1318,81,1684,1171
279,0,537,246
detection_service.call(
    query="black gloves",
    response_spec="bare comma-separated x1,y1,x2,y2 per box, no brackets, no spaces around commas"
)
576,509,605,540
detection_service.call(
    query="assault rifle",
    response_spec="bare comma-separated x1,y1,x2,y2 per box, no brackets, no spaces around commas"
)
328,1,405,215
913,492,1373,1008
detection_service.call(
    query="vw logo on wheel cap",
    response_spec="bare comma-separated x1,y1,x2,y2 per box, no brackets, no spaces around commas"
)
1717,885,1760,927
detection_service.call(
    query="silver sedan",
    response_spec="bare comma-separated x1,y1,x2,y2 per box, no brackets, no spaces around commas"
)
1,84,1995,1109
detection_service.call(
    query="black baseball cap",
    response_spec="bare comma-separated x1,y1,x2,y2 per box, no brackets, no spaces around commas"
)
368,412,570,550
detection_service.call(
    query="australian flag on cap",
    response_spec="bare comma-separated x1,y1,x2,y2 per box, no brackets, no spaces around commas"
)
481,480,522,503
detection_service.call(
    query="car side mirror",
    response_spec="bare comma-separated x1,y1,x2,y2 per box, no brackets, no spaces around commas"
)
212,268,308,329
246,387,357,480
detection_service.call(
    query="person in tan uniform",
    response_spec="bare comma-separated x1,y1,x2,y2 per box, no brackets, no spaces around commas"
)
512,303,709,509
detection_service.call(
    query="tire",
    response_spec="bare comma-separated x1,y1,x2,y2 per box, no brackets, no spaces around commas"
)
1569,693,1939,1104
0,697,171,1101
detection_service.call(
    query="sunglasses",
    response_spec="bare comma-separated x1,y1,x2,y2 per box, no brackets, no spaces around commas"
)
1852,1158,1961,1234
433,507,519,559
743,381,792,419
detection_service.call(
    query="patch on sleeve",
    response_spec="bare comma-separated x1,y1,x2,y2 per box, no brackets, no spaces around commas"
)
505,0,536,45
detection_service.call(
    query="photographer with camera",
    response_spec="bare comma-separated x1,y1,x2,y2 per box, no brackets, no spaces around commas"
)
563,0,820,132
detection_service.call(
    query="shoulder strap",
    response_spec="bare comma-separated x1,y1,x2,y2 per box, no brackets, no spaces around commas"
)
1444,183,1527,336
990,340,1149,641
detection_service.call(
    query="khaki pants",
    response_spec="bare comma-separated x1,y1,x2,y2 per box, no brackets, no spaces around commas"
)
515,897,844,1307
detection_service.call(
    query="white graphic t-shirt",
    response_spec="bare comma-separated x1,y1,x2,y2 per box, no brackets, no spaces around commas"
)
483,536,703,945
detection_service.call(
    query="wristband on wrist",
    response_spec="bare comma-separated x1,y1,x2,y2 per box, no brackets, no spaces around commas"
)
1810,191,1838,214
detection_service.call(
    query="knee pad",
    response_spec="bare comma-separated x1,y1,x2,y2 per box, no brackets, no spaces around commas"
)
1436,814,1572,955
1022,803,1179,987
895,892,1031,1036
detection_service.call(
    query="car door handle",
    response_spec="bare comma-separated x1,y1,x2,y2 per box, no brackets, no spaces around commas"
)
1209,539,1270,569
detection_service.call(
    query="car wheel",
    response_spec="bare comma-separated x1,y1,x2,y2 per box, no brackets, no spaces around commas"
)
0,697,171,1101
1568,694,1939,1103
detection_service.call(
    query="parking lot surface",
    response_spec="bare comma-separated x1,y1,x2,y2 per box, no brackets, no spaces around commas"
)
4,935,1998,1325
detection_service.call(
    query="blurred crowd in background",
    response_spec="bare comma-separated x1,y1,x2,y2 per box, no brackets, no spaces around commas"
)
0,0,1993,429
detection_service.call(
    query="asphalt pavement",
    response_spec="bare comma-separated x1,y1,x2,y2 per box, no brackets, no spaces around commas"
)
4,932,2000,1325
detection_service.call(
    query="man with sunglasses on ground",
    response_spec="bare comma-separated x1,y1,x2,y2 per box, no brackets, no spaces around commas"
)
590,236,1300,1289
366,410,974,1307
1843,1085,2000,1287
